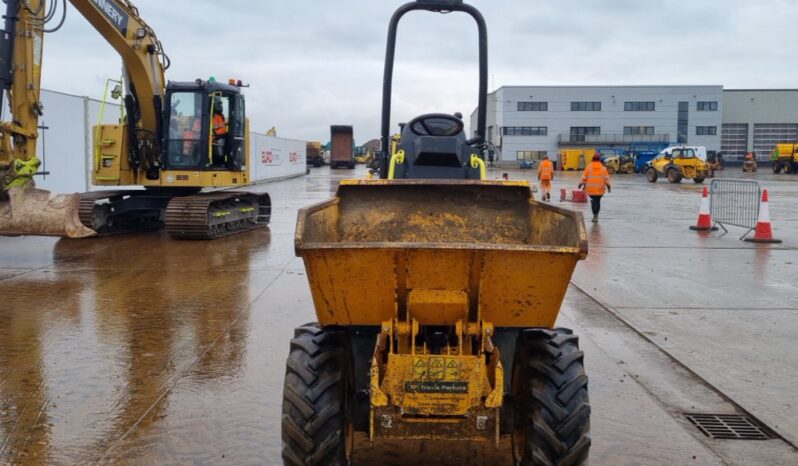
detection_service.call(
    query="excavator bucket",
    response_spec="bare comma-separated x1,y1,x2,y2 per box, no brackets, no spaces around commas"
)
0,185,96,238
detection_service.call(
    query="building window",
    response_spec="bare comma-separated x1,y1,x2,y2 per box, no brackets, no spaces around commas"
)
697,101,718,111
569,127,600,142
678,101,689,144
624,101,655,111
696,126,717,136
517,101,548,111
503,126,548,136
570,101,601,111
517,151,547,161
624,126,655,136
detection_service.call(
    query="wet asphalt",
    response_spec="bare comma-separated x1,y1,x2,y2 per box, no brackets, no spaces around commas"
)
0,166,796,465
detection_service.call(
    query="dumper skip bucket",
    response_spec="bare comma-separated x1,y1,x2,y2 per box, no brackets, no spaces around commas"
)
295,180,588,329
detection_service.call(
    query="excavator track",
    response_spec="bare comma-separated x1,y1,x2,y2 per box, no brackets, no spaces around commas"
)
78,190,170,236
165,191,271,240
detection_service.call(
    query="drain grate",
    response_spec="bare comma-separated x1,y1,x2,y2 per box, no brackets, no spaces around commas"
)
685,413,772,440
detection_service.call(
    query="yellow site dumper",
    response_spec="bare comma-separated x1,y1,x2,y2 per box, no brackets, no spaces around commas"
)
281,2,591,465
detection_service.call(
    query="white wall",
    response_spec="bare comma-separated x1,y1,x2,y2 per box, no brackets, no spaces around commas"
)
34,89,305,194
250,134,307,182
36,90,124,193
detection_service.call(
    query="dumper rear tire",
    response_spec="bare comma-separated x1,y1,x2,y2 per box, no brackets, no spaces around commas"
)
512,328,591,466
281,323,353,466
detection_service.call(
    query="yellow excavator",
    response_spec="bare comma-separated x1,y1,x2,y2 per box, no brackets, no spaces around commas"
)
0,0,270,239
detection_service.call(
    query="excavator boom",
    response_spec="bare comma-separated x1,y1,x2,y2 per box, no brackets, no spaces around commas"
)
0,0,184,238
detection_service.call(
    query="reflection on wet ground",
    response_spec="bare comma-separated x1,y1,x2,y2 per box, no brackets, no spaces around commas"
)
1,167,796,465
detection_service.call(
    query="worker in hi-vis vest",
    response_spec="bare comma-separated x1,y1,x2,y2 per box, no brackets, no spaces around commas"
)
537,155,555,201
579,154,612,223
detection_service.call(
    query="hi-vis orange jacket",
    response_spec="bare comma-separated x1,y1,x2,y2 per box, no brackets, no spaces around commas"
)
581,161,611,196
538,159,554,181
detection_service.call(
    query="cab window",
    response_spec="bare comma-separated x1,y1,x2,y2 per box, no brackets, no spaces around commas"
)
209,93,232,167
167,92,205,168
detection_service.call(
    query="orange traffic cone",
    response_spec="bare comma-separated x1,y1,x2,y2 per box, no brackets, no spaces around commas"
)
745,190,782,244
690,187,718,231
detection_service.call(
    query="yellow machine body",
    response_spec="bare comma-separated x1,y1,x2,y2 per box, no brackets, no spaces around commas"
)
91,123,250,188
604,155,635,174
295,180,588,441
772,143,798,173
648,149,710,183
559,148,595,171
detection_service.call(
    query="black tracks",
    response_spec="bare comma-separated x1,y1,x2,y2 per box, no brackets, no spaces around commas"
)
78,190,271,240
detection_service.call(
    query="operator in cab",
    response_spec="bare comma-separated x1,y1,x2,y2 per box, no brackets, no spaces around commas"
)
212,100,228,165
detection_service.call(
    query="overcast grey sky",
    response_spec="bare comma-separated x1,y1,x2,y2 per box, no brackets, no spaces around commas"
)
41,0,798,143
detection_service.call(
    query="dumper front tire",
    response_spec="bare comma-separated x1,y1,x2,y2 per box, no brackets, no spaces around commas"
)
281,323,352,466
512,328,591,466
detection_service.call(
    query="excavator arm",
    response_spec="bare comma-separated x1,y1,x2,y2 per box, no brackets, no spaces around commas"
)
0,0,168,237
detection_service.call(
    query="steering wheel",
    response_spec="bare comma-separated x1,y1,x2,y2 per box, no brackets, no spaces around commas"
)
407,113,464,137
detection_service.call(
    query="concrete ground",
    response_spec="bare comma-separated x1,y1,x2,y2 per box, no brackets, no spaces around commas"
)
0,166,796,465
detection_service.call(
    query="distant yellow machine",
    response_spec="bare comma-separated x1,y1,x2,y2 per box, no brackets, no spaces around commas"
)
560,148,595,171
771,144,798,174
604,154,635,174
646,147,710,184
743,152,758,173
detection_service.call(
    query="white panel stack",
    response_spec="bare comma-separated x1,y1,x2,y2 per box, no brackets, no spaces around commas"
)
34,89,306,195
249,133,307,183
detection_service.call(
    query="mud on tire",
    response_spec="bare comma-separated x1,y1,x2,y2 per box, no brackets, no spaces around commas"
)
512,328,591,466
667,168,683,183
646,167,658,182
282,323,352,466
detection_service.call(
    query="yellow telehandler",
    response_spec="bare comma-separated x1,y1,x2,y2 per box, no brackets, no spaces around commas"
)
646,147,709,184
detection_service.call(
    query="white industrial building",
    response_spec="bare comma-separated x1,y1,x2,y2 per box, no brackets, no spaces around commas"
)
471,85,798,164
35,89,307,195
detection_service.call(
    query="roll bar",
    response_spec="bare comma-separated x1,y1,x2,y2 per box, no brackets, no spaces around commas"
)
379,0,489,178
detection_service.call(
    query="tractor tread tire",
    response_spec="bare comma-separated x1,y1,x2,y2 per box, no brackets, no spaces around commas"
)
282,323,350,466
514,328,591,466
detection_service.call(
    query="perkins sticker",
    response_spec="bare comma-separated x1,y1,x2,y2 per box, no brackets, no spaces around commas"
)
92,0,129,36
404,381,468,394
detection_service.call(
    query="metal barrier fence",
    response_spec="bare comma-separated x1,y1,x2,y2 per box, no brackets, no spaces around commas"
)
709,179,761,239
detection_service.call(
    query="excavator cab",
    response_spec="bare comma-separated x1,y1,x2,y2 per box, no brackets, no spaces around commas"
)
163,80,246,171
